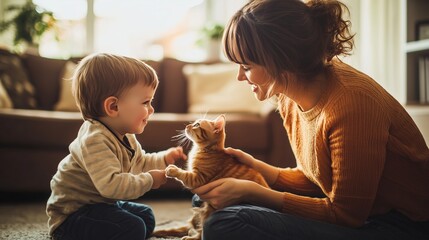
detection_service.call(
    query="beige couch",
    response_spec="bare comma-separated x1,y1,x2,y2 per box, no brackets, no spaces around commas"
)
0,49,296,193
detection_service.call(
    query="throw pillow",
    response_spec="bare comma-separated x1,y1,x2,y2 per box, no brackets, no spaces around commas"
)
22,53,68,110
0,80,13,108
0,54,37,109
183,63,273,114
54,61,79,111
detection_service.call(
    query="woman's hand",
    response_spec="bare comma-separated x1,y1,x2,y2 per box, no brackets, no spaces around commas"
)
226,147,281,185
224,147,257,167
192,178,255,209
164,146,187,165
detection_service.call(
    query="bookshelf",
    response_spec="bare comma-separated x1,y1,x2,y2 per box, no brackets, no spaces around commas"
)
403,0,429,105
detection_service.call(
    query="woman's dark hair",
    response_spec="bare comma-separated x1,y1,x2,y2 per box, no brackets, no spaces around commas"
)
223,0,354,81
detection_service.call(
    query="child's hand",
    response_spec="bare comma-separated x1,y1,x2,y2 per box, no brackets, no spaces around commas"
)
148,169,167,189
164,146,187,165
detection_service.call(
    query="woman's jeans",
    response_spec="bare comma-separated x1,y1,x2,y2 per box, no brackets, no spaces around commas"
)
192,195,429,240
52,201,155,240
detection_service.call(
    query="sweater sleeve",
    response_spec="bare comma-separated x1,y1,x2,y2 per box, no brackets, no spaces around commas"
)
272,167,324,197
141,150,168,171
129,134,167,171
279,92,390,227
74,133,154,200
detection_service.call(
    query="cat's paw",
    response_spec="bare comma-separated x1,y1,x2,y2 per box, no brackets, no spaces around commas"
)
165,165,180,177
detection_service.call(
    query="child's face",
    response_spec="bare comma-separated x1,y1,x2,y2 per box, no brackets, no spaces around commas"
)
115,82,156,136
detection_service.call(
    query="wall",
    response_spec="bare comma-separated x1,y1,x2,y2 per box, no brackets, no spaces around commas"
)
343,0,403,103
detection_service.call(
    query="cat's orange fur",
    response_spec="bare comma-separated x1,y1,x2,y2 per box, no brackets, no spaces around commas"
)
151,114,269,240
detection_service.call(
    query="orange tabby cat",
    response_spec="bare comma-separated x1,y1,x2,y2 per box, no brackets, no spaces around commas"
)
152,114,269,240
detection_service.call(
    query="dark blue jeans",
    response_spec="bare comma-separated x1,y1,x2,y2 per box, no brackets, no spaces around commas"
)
192,195,429,240
52,201,155,240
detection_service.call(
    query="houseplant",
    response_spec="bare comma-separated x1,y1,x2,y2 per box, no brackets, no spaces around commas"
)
0,0,56,53
202,23,225,40
200,22,225,61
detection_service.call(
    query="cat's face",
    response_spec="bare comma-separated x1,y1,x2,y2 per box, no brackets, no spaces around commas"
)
185,114,225,147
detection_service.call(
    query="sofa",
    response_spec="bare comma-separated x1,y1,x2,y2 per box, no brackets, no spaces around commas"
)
0,48,296,194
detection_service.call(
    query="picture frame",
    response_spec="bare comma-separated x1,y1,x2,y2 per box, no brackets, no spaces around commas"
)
416,20,429,40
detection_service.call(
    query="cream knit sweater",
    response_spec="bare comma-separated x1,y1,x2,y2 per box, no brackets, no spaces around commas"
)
46,119,167,235
274,61,429,227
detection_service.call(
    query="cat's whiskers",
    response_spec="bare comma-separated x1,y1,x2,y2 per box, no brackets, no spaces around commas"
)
171,130,185,139
171,130,191,148
202,111,208,120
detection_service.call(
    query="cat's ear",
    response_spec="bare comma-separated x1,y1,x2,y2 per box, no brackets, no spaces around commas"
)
213,114,225,133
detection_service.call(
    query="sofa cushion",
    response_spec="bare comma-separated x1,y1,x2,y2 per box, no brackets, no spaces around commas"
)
159,58,228,114
54,61,79,111
145,60,162,111
156,58,189,113
0,78,13,108
0,51,37,109
184,63,270,114
21,54,68,110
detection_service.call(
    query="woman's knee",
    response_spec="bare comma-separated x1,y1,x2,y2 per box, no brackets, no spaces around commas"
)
203,205,287,240
203,207,243,240
203,212,227,240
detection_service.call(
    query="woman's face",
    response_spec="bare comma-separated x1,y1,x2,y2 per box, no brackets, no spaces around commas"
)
237,63,278,101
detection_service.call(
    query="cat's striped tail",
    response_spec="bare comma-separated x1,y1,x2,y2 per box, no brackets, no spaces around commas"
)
151,225,190,238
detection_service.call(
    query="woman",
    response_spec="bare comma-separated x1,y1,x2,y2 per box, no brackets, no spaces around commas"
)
193,0,429,239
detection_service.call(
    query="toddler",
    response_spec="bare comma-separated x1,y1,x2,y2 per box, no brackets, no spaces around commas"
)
46,53,186,240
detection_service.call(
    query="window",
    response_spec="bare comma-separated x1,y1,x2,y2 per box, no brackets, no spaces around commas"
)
31,0,246,61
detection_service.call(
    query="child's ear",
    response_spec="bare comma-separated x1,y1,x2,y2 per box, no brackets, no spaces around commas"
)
104,96,119,117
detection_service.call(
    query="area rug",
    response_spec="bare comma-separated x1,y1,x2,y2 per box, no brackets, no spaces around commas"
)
0,198,192,240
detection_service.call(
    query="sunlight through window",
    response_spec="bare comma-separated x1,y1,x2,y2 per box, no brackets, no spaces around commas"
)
12,0,246,61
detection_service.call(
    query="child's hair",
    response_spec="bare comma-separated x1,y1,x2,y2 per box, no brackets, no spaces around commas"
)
223,0,354,89
72,53,158,120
